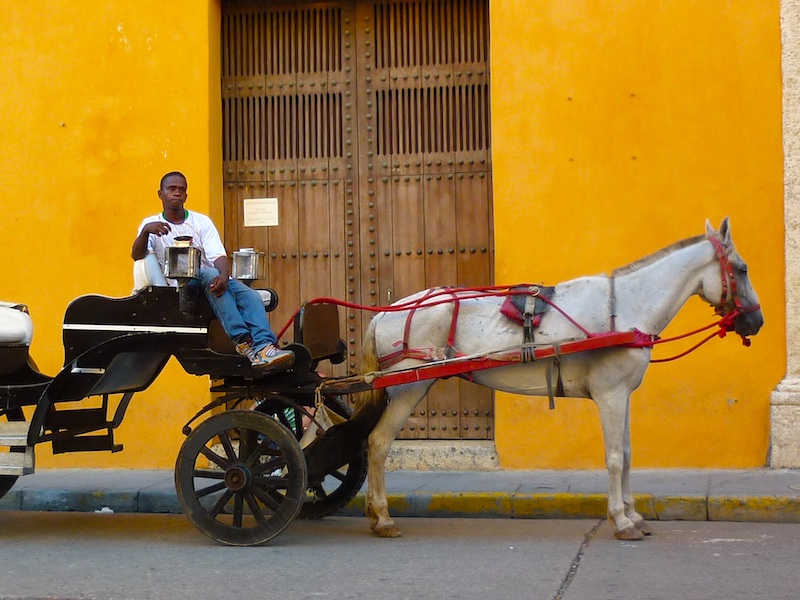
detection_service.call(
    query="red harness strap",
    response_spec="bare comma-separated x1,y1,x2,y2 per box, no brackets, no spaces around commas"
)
296,240,761,373
706,234,760,345
378,287,461,369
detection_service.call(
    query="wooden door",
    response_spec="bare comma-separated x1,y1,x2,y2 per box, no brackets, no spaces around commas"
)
221,0,493,440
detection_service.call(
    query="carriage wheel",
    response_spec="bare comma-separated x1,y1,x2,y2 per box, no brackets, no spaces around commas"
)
299,446,368,520
0,407,26,500
175,410,307,546
254,396,367,519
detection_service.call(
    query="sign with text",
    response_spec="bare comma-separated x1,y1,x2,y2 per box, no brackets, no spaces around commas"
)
243,198,279,227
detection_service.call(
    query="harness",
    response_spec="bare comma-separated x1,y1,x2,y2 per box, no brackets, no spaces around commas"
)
301,233,761,407
706,234,760,336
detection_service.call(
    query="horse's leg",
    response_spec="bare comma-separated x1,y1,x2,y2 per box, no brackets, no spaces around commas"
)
595,388,644,541
620,396,651,535
365,381,432,538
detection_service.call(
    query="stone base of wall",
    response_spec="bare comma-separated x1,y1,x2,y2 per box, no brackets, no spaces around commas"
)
771,378,800,467
385,440,500,471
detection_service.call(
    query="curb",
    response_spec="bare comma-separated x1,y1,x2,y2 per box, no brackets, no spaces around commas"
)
3,489,800,524
339,492,800,523
0,489,183,515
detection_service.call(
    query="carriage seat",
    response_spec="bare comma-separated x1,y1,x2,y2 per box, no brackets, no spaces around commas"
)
132,253,279,311
0,302,33,345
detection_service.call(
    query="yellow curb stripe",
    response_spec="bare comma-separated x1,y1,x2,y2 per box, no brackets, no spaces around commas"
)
344,493,800,523
709,496,800,522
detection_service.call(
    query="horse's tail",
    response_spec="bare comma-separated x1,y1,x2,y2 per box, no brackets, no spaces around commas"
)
353,316,386,413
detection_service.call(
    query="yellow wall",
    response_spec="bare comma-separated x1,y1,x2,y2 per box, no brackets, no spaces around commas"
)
0,1,222,468
491,1,785,467
0,0,785,471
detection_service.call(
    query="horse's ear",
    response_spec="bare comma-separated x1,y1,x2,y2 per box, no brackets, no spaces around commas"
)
719,216,731,244
705,219,716,237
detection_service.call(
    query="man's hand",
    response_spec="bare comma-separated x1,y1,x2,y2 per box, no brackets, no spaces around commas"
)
208,274,229,297
132,221,171,260
209,256,232,297
142,221,172,236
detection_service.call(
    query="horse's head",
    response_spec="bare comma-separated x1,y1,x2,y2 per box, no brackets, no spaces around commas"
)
702,217,764,339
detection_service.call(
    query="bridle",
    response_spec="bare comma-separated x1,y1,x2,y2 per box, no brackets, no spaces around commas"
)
706,233,761,343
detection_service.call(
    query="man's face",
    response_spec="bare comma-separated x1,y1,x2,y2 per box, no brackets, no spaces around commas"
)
158,175,188,213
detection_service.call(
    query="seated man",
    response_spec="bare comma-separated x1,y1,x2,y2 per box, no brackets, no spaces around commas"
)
131,171,294,372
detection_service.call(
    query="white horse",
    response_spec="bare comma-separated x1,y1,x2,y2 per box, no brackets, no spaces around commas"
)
356,218,763,540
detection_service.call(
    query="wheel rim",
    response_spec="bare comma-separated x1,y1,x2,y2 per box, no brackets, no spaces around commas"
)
299,449,368,519
175,410,307,546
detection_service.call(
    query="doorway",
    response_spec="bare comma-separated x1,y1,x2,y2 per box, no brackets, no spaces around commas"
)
220,0,493,439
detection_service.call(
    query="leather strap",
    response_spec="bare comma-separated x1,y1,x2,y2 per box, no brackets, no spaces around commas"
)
545,344,565,410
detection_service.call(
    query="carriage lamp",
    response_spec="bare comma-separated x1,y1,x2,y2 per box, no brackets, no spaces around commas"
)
165,237,202,312
165,237,201,280
232,248,265,285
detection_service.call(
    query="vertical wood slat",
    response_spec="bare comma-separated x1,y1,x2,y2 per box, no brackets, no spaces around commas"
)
371,0,489,162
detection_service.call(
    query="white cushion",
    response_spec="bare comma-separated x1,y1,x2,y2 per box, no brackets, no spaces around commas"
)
0,305,33,345
133,253,168,292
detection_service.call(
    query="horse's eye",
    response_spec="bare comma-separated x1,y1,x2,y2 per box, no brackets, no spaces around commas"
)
738,264,748,275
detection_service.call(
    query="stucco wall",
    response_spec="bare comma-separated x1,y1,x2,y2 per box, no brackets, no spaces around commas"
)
771,0,800,467
0,1,222,468
491,1,785,467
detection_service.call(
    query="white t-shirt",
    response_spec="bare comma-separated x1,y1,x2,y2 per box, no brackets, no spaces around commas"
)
136,211,227,283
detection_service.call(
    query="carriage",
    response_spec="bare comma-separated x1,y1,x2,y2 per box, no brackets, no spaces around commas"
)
0,218,763,545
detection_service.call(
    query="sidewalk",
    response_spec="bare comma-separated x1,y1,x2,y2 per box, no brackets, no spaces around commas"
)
2,468,800,523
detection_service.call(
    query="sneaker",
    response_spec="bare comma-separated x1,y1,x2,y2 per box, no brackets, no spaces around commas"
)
234,340,257,361
251,344,295,372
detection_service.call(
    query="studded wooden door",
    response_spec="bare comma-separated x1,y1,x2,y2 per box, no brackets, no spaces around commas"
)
221,0,493,440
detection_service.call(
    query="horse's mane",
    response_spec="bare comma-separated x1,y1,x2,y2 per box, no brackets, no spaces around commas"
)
611,234,706,276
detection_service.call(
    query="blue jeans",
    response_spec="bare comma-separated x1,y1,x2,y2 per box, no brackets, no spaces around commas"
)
193,267,277,350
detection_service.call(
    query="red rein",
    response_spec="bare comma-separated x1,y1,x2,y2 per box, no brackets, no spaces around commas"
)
277,235,758,365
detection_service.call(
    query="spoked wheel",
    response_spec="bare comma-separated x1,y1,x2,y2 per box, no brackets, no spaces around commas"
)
0,407,26,499
254,396,367,520
175,410,307,546
299,446,368,520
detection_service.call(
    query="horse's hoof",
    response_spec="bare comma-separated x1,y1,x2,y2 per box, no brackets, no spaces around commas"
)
635,520,653,536
373,524,402,538
614,524,645,541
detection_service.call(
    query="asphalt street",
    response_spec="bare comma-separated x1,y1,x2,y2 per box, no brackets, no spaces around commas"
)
0,512,798,600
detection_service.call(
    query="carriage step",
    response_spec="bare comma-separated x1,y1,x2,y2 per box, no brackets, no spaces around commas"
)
0,448,35,476
51,433,122,454
0,420,30,446
0,419,35,476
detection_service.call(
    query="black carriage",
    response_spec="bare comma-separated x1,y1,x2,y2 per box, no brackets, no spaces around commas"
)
0,281,377,546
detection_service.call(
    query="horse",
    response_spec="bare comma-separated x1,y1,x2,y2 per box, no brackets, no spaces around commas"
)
355,217,764,540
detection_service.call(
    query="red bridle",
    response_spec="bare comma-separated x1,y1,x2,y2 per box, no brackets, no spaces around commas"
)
706,234,761,344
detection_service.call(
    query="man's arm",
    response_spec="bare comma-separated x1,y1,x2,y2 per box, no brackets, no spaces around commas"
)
132,221,171,260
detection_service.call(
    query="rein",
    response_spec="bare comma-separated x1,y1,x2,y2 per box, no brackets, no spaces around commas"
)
640,310,746,363
277,234,759,366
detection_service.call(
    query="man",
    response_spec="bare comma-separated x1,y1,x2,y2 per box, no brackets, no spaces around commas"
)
131,171,294,372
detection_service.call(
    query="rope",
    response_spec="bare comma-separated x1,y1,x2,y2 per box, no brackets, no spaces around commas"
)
639,311,744,363
649,329,726,363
